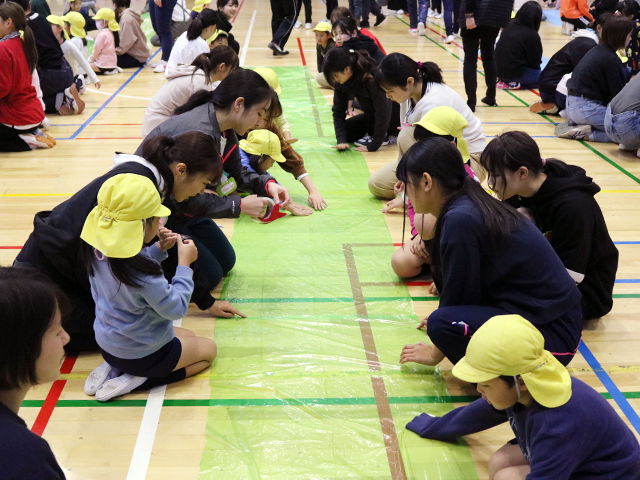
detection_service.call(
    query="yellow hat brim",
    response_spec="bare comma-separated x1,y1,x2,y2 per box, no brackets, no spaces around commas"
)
452,356,501,383
272,152,286,163
412,119,471,161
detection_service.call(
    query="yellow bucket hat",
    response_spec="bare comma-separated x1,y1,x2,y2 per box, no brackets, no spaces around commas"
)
254,67,282,95
93,8,120,32
80,174,172,259
239,130,286,163
413,106,470,161
47,15,70,40
62,11,86,39
452,315,573,409
192,0,212,13
207,28,228,45
313,21,332,33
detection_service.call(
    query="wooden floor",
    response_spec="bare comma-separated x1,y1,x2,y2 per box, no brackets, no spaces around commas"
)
4,0,640,478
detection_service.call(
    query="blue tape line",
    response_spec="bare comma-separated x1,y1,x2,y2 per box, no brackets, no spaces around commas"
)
615,279,640,283
615,241,640,244
578,341,640,434
69,49,162,140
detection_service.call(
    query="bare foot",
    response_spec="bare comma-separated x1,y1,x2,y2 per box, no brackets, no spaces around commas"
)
69,84,85,114
399,341,445,365
285,201,313,216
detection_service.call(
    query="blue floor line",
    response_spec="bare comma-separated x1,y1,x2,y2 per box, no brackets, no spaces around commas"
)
615,241,640,244
615,279,640,283
578,341,640,434
68,49,161,140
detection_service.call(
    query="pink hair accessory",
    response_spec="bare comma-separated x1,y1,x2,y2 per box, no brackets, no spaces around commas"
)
541,158,547,166
417,61,423,68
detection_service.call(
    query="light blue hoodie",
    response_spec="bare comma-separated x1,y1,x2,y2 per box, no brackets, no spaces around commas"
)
89,243,194,359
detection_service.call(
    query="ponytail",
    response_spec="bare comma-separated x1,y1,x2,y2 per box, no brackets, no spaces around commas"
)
375,52,443,91
175,68,282,121
480,131,572,199
191,44,239,84
323,46,378,89
397,138,522,275
0,2,38,73
113,30,120,48
187,9,217,40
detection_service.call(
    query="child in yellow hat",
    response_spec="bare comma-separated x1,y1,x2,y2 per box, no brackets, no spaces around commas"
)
239,130,317,216
312,21,335,89
80,173,217,401
89,8,122,75
64,0,97,31
208,28,228,47
48,14,101,95
407,314,640,479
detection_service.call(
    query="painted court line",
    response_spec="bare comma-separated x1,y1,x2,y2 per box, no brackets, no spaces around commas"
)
31,356,76,436
85,88,153,101
238,10,257,67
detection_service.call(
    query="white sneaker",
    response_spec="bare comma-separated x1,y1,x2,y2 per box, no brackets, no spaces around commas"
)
153,60,167,73
18,131,56,149
444,34,454,43
396,9,404,15
149,59,165,68
427,8,436,17
294,20,302,28
114,66,124,73
435,12,443,18
637,149,640,159
84,361,120,396
417,22,426,34
305,22,312,29
104,69,119,75
95,373,148,402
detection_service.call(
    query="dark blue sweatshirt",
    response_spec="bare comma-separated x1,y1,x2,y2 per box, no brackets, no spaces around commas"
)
407,377,640,479
438,195,581,325
0,402,66,479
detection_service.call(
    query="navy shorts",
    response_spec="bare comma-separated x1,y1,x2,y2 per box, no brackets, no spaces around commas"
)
100,337,182,378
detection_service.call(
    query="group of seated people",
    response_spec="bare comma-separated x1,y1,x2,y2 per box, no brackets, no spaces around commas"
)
2,1,640,479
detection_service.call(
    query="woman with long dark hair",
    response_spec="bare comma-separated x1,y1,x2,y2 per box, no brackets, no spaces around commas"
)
397,138,582,368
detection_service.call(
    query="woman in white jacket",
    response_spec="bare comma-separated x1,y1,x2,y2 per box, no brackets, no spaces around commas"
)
164,8,217,76
370,53,487,199
142,45,238,136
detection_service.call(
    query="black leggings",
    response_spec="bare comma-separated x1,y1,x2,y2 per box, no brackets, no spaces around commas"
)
0,123,38,152
344,100,400,150
461,25,500,109
561,15,590,30
117,53,146,68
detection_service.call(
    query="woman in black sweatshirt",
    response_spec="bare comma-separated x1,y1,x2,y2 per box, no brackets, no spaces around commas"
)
556,15,634,142
481,131,618,320
494,1,543,89
324,47,399,152
397,138,582,369
331,16,385,63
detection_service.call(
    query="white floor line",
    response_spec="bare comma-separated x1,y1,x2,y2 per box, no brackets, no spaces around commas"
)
85,88,153,101
239,10,257,67
125,319,182,480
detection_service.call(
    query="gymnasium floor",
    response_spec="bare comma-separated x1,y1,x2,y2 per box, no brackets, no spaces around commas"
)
3,0,640,478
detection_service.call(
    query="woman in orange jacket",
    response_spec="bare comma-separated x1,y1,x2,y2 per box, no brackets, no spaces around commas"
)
560,0,594,30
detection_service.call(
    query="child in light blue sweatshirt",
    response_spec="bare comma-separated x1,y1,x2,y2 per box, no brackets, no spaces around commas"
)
80,173,217,402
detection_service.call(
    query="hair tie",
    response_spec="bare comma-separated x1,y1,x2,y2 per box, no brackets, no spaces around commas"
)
541,158,546,166
349,49,354,53
417,61,423,68
459,171,469,182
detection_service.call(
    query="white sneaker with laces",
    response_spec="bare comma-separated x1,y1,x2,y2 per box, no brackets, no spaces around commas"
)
417,22,426,34
444,34,454,43
153,60,167,73
396,9,404,15
95,373,148,402
435,12,443,18
427,8,435,16
305,22,312,29
294,20,302,28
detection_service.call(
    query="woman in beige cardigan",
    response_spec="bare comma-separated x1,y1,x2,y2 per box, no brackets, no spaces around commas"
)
141,45,238,137
115,0,152,68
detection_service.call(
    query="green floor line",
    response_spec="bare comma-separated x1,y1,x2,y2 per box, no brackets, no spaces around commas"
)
394,15,640,186
20,391,640,409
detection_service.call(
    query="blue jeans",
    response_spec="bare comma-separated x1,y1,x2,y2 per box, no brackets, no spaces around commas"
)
442,0,456,35
566,95,612,143
418,0,428,23
149,0,178,61
605,106,640,149
502,67,541,89
426,303,582,366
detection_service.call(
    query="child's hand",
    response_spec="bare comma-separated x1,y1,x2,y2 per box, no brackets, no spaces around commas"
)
417,315,429,330
267,183,291,208
381,196,404,213
333,143,350,150
207,300,247,318
283,131,298,144
393,181,405,194
94,81,102,89
157,227,178,252
287,138,299,144
410,235,429,259
308,191,327,210
177,236,198,266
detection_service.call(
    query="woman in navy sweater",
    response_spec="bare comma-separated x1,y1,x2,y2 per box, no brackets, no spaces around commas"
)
397,138,582,368
481,131,618,320
556,15,634,142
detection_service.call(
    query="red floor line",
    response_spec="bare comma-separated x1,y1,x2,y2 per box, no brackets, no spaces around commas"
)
406,281,433,286
231,0,245,23
31,356,77,436
297,38,306,66
0,246,22,249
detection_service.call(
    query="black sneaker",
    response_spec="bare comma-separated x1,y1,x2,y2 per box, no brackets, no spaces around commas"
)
374,13,386,26
360,21,370,28
354,134,373,148
268,42,290,56
481,97,498,107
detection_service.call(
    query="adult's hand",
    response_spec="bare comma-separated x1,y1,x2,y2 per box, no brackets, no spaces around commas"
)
465,16,476,29
207,300,247,318
381,196,404,213
154,0,162,6
332,143,350,150
409,235,429,259
240,195,270,218
308,191,328,210
267,182,291,208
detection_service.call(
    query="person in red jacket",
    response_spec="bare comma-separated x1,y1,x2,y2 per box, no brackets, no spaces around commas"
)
0,1,55,151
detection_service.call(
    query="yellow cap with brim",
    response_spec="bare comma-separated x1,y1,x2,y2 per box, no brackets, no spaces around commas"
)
80,174,171,259
313,21,332,32
63,11,86,38
47,15,70,40
452,315,573,409
254,67,282,95
413,105,470,161
207,28,228,45
93,8,120,32
239,129,286,163
192,0,212,13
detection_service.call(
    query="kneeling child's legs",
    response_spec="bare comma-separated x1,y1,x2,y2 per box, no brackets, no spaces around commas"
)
489,442,530,480
174,326,217,377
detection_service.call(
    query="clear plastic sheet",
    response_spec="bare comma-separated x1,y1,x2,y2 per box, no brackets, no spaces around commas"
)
198,68,479,479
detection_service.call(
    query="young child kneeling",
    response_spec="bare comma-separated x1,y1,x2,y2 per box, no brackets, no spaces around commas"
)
407,315,640,479
81,174,216,402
